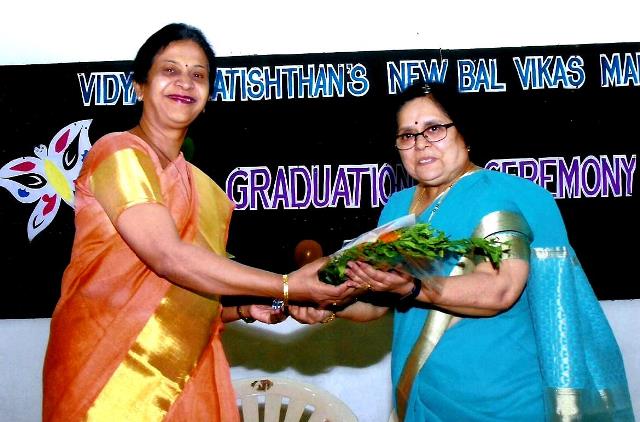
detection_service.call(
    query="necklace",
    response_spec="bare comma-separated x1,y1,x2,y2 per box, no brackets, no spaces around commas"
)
410,165,479,222
132,125,178,167
130,125,192,198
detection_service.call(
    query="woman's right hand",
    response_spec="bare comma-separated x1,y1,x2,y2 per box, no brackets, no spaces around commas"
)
287,257,363,308
345,261,415,296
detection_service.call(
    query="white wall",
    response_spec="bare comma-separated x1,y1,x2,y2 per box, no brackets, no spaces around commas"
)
1,0,640,65
1,302,638,422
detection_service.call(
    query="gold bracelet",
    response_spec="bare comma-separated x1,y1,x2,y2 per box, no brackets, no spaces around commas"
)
320,311,336,324
282,274,289,312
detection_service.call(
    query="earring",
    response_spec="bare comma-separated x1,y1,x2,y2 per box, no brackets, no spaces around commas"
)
202,108,206,114
466,146,471,152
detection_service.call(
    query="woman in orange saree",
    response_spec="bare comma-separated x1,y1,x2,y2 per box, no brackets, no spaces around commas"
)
42,23,356,422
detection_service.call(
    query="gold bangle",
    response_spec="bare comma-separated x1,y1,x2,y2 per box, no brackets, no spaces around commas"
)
320,311,336,324
282,274,289,311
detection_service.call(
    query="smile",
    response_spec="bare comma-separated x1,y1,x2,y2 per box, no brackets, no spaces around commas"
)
418,157,436,164
168,94,196,104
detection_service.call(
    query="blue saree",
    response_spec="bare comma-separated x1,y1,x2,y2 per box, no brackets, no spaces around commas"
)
380,169,634,421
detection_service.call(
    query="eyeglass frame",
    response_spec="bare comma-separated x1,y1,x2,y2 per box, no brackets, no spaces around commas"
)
395,122,455,150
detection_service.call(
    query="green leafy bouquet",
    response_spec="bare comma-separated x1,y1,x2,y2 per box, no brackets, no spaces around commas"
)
318,217,505,286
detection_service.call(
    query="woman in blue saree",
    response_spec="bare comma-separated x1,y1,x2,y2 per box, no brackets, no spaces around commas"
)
291,81,634,421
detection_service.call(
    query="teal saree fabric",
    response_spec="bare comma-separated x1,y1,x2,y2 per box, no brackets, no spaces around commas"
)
379,169,633,421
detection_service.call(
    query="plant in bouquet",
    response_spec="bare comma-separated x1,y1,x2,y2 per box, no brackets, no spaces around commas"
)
318,216,506,286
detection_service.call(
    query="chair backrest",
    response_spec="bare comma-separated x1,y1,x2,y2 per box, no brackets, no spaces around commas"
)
233,377,358,422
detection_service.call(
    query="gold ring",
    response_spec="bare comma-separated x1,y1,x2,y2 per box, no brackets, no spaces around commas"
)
321,311,336,324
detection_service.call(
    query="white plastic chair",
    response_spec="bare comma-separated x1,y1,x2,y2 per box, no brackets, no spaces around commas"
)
233,377,358,422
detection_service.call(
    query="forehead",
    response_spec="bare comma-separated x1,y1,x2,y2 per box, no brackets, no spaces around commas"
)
397,96,449,124
153,40,208,67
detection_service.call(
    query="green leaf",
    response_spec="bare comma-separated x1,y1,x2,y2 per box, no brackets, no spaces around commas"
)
318,223,505,285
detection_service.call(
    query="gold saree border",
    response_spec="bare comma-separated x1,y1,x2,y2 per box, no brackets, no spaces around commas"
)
545,387,615,421
547,387,580,421
473,210,533,262
85,288,220,421
90,148,164,222
395,256,472,422
534,246,568,259
86,165,232,421
395,210,532,421
190,165,234,256
471,210,532,240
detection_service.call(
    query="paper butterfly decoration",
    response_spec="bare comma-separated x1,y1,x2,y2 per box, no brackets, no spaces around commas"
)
0,119,93,240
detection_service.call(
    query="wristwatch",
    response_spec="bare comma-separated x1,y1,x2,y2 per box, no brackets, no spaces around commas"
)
398,278,421,302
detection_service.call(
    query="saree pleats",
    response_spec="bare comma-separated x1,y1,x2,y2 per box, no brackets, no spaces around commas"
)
86,287,220,421
395,211,531,421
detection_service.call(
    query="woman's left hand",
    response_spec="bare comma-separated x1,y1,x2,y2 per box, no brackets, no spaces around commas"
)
248,304,288,324
288,305,335,325
344,261,415,296
288,257,362,308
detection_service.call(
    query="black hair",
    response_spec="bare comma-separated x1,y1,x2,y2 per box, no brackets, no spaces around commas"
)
132,23,217,87
393,80,472,144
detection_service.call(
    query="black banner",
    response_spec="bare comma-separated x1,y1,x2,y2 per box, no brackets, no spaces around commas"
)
1,42,637,318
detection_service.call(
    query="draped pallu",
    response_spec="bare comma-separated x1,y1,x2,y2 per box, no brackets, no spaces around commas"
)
381,169,633,422
43,132,240,421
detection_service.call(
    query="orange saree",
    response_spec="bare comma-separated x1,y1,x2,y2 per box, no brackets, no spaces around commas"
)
42,132,239,422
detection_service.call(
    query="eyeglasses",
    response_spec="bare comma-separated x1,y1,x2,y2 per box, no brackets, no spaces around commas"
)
395,123,455,150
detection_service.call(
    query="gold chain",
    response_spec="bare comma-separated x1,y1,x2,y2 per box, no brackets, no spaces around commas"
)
134,125,178,166
410,165,479,221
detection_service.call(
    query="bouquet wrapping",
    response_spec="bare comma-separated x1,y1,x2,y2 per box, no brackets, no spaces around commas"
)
318,215,505,285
